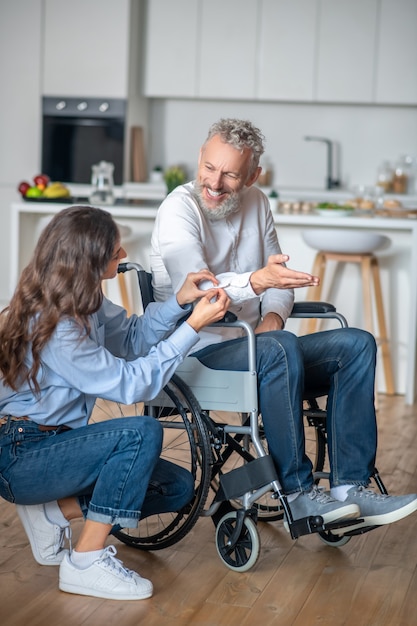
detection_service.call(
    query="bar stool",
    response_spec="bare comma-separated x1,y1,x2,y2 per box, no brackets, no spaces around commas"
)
102,222,135,315
301,228,395,395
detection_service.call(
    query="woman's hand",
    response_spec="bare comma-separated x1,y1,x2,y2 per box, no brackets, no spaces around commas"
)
176,270,219,307
186,289,231,333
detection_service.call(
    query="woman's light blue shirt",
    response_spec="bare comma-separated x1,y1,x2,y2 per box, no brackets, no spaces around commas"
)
0,295,198,428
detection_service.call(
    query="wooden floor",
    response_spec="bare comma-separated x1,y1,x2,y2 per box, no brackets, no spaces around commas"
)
1,394,417,626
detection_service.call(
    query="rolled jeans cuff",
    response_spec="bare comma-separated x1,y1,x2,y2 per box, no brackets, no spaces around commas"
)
86,501,141,528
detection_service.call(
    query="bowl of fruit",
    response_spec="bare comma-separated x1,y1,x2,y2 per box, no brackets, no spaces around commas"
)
18,174,71,202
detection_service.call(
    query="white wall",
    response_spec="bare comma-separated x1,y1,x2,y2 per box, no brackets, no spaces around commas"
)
148,99,417,191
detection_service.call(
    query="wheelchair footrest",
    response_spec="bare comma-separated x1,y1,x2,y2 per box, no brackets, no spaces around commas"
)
215,455,278,502
289,515,365,539
290,515,325,539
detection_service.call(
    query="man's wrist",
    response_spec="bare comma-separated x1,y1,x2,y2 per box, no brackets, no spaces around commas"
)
249,269,265,295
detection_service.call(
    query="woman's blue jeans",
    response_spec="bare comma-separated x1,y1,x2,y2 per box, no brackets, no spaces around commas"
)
0,416,194,528
193,327,377,494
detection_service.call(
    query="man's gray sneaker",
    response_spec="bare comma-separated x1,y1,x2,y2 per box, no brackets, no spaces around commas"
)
284,486,360,531
16,503,71,566
340,486,417,529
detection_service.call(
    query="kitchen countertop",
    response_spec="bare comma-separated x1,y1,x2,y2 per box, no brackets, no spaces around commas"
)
67,181,417,208
10,200,417,404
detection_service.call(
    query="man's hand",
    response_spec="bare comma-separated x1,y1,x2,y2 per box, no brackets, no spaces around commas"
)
250,254,320,294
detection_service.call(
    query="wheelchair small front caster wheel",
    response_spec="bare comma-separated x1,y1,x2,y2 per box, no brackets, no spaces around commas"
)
215,511,260,572
318,529,351,547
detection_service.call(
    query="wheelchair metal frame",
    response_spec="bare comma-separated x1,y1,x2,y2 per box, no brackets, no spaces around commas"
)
112,261,387,571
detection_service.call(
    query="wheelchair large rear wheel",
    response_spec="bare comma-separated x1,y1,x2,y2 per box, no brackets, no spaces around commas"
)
92,374,212,550
303,400,327,482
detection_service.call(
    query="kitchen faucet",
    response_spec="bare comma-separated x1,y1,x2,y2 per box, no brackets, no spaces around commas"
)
304,136,340,189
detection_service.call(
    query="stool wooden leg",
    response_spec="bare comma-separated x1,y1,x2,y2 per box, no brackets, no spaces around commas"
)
299,251,326,335
117,272,132,317
360,256,374,334
360,256,380,409
371,257,395,395
102,274,133,317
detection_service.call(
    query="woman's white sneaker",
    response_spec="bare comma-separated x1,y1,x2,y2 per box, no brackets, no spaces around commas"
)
59,545,153,600
16,503,70,565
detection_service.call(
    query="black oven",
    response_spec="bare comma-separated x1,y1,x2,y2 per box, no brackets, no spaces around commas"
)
41,96,126,185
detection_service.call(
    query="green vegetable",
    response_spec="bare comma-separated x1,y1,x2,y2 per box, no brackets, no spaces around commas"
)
317,202,353,210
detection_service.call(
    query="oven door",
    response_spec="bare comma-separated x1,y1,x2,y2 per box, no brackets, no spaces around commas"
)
42,115,124,185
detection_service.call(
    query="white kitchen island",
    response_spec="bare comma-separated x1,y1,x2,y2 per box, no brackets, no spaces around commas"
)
10,200,417,404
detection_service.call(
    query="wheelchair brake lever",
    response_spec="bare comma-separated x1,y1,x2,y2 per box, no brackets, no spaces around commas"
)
213,311,238,324
223,311,238,323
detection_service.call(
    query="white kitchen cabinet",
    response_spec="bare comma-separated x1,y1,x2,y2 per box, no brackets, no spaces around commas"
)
0,0,43,303
257,0,318,101
198,0,258,99
375,0,417,105
144,0,199,97
315,0,378,103
144,0,259,100
0,0,42,184
43,0,133,98
144,0,417,105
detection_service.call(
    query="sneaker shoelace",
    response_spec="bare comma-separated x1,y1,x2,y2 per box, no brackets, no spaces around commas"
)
98,545,136,581
307,486,336,505
352,486,389,501
53,524,72,555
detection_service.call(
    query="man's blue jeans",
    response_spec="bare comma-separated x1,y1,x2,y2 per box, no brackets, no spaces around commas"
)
0,416,194,528
193,327,378,494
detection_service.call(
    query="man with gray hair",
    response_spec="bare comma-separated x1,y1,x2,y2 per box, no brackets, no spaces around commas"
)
151,118,417,532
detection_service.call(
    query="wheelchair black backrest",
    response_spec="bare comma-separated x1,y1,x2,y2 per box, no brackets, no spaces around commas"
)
118,262,154,310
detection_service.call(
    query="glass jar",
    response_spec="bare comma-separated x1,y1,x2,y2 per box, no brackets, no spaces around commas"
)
376,160,393,193
89,161,115,205
258,156,273,187
392,156,409,194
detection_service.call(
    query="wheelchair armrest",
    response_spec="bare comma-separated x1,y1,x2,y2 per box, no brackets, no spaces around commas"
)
291,301,336,315
291,301,348,328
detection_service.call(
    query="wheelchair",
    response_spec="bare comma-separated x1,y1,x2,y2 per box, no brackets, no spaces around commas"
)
93,262,388,572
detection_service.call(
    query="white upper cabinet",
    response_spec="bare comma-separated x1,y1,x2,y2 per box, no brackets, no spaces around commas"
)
316,0,378,103
257,0,318,101
375,0,417,105
0,0,42,184
144,0,417,105
144,0,259,100
43,0,132,97
144,0,199,97
198,0,258,99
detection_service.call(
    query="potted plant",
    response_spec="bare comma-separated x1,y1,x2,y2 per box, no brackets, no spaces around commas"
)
164,166,187,194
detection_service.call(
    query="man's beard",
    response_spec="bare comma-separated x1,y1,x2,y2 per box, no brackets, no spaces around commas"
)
195,181,241,221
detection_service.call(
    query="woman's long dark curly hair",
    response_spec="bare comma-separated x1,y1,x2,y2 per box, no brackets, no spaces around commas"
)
0,205,119,393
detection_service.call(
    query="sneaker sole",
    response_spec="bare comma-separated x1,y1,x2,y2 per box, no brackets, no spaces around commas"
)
334,498,417,532
16,506,66,566
59,580,153,601
283,503,360,533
